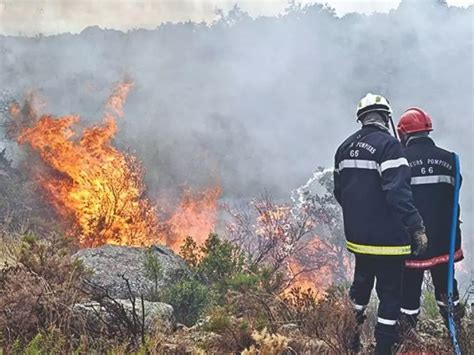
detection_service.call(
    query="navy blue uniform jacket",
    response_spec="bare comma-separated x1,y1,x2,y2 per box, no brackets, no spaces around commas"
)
403,137,463,269
333,125,424,256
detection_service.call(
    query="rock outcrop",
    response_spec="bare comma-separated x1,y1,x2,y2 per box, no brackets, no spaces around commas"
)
74,244,190,300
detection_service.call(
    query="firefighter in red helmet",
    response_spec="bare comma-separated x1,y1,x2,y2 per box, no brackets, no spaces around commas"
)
397,108,466,351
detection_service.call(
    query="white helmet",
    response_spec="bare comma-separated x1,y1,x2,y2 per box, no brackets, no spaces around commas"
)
356,93,392,120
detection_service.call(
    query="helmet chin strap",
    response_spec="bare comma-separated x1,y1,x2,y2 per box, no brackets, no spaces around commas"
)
388,115,399,140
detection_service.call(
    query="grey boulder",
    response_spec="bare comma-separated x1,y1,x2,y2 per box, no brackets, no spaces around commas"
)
74,244,190,301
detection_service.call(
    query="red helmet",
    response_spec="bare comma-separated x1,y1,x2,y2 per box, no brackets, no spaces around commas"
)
397,107,433,136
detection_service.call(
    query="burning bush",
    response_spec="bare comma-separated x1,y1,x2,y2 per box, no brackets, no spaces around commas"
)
11,82,161,247
226,185,352,295
8,83,221,251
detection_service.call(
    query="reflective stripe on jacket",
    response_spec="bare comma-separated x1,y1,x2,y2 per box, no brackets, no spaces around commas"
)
333,125,424,256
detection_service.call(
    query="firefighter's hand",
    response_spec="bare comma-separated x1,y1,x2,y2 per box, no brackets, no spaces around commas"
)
411,230,428,256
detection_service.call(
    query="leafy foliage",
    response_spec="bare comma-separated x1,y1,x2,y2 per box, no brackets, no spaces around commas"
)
20,327,66,355
161,278,211,326
179,236,199,269
165,233,246,325
197,233,245,290
0,229,465,354
143,247,162,296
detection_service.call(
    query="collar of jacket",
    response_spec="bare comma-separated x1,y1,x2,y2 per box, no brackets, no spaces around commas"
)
361,123,391,134
360,112,390,133
406,136,435,147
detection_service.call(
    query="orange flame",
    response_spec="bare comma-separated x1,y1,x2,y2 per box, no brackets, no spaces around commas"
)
287,238,352,294
255,205,291,238
166,186,221,250
14,82,221,250
16,82,160,247
286,260,325,298
105,80,133,119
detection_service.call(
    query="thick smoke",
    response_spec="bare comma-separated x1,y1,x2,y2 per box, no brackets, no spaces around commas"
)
0,1,473,274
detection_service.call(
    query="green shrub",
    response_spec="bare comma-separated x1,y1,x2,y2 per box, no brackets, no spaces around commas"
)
204,306,232,333
143,247,162,297
159,234,247,327
179,236,200,269
198,234,244,291
161,278,211,326
227,272,259,293
249,265,285,293
422,289,440,320
21,327,66,355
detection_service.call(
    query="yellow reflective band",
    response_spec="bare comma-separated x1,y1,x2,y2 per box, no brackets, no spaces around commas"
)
346,241,411,256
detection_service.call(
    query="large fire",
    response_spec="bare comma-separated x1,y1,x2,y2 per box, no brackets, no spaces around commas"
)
12,82,220,249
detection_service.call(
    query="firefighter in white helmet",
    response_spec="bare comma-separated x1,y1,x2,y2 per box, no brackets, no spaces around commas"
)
333,93,427,354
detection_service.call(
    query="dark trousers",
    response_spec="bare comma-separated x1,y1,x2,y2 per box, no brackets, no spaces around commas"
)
350,255,404,345
401,263,460,316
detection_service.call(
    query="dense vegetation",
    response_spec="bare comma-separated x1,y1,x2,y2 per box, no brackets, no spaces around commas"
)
1,231,471,353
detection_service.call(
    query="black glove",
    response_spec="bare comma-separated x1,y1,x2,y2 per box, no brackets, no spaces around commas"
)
411,229,428,256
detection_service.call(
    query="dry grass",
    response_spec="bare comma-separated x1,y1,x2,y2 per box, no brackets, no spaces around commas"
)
242,329,289,355
0,230,21,269
0,234,88,351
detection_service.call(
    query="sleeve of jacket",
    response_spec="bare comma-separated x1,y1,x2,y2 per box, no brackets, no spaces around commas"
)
333,149,342,205
380,139,424,233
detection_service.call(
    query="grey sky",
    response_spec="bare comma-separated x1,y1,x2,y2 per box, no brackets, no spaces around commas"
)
0,0,473,36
